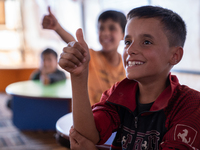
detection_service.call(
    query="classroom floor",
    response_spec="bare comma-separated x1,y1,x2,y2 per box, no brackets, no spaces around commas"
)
0,93,70,150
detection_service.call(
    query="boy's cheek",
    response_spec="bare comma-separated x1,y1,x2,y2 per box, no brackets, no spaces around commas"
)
122,61,126,69
122,53,127,66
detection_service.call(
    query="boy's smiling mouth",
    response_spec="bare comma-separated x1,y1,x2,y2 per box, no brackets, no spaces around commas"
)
102,38,112,44
127,61,144,67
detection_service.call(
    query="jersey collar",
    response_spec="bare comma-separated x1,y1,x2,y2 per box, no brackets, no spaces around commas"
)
107,73,180,112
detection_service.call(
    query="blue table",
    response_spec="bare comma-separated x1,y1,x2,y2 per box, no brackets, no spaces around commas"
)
6,79,72,130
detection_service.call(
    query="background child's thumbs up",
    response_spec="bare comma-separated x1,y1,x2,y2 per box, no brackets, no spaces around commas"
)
48,6,51,14
48,6,54,17
42,6,58,30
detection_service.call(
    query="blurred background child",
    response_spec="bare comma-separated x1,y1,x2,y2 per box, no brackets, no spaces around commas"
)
7,48,66,109
30,48,66,85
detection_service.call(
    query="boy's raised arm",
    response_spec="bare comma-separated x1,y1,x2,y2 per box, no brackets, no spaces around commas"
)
42,6,75,43
58,28,100,144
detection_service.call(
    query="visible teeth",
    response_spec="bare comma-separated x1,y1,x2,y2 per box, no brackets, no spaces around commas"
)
103,40,110,43
128,61,144,66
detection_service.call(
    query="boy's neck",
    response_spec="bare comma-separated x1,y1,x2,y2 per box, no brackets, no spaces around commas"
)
100,50,120,66
138,76,170,104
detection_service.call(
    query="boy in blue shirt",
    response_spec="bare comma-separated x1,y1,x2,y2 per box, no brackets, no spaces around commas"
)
30,48,66,85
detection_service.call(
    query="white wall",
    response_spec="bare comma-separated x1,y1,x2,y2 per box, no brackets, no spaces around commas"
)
152,0,200,71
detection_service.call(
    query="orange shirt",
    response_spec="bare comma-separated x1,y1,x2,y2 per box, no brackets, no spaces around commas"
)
88,49,126,105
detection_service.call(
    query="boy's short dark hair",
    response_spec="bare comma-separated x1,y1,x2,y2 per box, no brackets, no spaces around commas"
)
98,10,127,33
41,48,58,59
127,6,187,47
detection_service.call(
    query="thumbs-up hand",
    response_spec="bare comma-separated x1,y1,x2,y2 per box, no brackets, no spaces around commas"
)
42,6,59,31
59,28,90,76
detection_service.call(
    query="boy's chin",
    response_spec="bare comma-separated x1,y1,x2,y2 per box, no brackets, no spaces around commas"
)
126,75,137,81
126,74,142,82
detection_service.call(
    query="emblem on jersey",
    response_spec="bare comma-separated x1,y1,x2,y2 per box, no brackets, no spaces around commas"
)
174,124,197,145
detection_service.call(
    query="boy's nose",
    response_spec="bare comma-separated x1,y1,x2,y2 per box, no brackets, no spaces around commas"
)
126,41,139,55
101,28,110,36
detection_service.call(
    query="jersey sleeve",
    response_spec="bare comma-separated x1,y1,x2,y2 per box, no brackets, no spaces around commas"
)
92,83,121,145
160,88,200,149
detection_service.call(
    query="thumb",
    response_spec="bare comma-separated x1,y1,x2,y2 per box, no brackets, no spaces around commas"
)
48,6,53,15
76,28,88,50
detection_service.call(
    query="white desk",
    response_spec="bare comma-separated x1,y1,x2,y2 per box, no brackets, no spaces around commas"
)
56,112,116,150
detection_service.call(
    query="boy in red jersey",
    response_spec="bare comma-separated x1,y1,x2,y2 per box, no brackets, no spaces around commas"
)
59,6,200,150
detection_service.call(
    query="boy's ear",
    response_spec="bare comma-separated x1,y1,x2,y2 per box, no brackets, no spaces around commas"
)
169,46,183,65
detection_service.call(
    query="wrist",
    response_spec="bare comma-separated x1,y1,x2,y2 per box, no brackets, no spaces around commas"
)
54,23,62,32
70,68,89,80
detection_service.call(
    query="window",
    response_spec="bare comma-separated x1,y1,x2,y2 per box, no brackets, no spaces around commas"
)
0,1,5,24
0,0,23,67
0,0,82,68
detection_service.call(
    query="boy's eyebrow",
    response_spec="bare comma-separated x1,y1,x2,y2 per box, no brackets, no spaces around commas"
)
124,35,131,40
141,34,155,40
124,34,155,40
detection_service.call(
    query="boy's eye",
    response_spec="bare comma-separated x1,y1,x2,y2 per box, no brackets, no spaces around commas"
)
99,26,104,31
143,40,152,45
124,40,131,45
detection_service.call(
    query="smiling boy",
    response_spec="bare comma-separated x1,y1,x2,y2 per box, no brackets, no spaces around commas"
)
59,6,200,149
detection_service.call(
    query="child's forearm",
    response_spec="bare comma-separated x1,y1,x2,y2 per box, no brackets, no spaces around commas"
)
58,28,98,143
55,24,76,44
71,71,100,144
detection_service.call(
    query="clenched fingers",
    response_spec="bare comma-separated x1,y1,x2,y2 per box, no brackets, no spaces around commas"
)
69,128,85,150
68,41,86,57
59,42,86,70
42,16,52,28
69,128,98,150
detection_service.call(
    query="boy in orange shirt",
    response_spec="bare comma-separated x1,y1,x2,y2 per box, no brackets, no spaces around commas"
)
42,7,126,105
